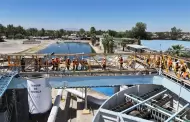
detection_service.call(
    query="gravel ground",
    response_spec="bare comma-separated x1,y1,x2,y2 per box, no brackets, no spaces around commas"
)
0,39,55,54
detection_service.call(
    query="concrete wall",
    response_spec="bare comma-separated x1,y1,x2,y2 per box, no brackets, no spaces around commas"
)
11,89,29,122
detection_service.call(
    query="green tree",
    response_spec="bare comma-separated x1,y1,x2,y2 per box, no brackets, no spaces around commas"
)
121,39,126,51
155,32,167,39
59,29,65,37
170,27,182,40
39,28,45,36
90,27,96,35
96,30,105,35
131,22,147,39
15,26,25,35
125,30,134,38
26,28,38,36
79,28,85,37
91,34,96,45
107,30,117,37
6,24,15,38
0,24,6,35
102,33,114,53
166,44,184,56
90,27,97,45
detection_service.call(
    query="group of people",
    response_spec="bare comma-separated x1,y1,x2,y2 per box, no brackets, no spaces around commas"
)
101,56,124,70
64,57,89,71
10,54,190,81
146,55,190,80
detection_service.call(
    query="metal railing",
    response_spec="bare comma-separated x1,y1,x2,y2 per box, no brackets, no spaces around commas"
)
0,52,189,80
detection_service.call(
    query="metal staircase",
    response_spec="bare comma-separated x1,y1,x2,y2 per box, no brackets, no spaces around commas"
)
0,71,18,97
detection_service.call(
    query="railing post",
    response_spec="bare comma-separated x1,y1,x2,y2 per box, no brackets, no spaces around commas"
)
159,51,162,75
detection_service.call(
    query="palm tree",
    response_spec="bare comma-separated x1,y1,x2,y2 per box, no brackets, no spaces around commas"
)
109,39,114,53
102,34,109,53
166,44,184,56
121,39,127,51
102,33,114,53
91,34,96,46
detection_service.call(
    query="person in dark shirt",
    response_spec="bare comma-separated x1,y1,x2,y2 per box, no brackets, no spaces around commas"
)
21,57,25,72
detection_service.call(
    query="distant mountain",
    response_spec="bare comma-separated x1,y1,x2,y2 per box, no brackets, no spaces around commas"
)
64,28,79,31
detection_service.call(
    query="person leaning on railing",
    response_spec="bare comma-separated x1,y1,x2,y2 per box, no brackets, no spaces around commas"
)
174,61,180,76
65,58,71,70
156,56,160,68
118,56,124,70
84,60,88,70
102,58,106,70
20,57,25,72
72,58,76,71
168,57,172,71
80,58,85,70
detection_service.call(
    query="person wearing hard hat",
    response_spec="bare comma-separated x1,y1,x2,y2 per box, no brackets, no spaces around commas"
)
66,58,71,70
34,57,38,71
80,58,85,70
75,58,79,71
168,58,173,71
175,61,180,76
55,57,60,71
21,57,25,72
51,58,56,71
72,58,76,71
102,57,106,70
118,56,124,70
146,56,151,68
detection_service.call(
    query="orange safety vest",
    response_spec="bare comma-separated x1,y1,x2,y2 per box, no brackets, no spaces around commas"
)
183,72,188,78
168,60,172,66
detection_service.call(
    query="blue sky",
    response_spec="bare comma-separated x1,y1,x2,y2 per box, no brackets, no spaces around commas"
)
0,0,190,31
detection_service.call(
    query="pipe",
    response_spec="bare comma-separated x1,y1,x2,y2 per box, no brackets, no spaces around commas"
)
47,89,63,122
121,89,167,113
65,88,106,105
165,103,189,122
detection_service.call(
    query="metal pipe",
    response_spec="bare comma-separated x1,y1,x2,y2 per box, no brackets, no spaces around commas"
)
124,94,183,122
165,103,189,122
47,89,63,122
121,89,167,113
102,115,117,121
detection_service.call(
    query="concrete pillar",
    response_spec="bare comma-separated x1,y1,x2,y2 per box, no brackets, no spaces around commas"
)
114,86,120,93
83,87,90,114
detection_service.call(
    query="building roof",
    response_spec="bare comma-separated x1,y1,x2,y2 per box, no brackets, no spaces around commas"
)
127,44,148,49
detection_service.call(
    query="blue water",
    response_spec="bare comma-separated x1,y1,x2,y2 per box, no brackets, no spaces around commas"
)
91,87,114,96
39,42,114,96
39,42,93,54
141,40,190,51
